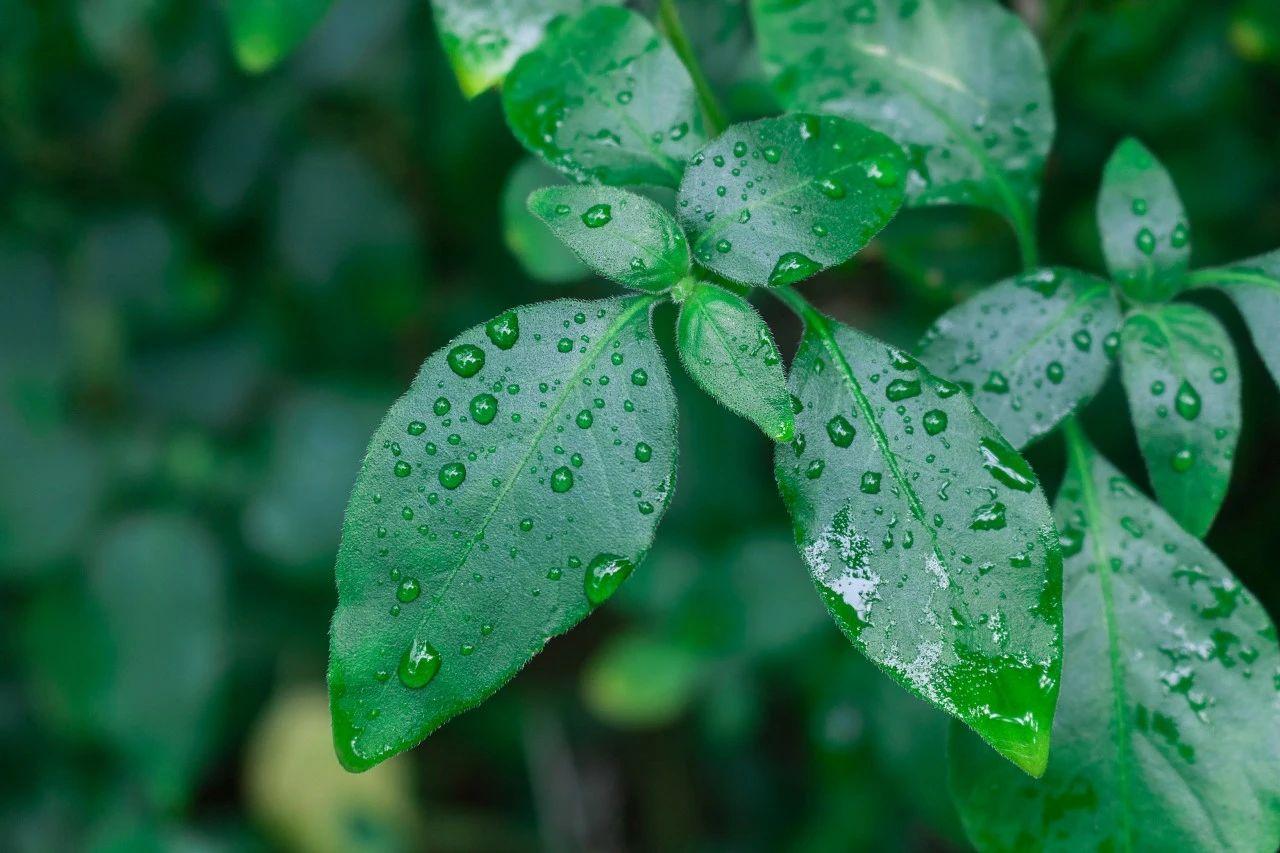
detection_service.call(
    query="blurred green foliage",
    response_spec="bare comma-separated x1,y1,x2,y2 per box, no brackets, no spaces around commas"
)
1,0,1278,850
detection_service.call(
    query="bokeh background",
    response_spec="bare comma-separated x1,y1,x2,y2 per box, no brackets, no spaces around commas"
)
2,0,1279,850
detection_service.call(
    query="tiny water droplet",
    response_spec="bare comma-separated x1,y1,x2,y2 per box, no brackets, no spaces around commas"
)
394,460,412,478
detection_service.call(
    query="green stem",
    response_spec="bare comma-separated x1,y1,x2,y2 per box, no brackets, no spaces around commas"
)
656,0,729,135
1184,268,1277,289
1061,414,1087,456
1012,211,1039,272
771,283,821,327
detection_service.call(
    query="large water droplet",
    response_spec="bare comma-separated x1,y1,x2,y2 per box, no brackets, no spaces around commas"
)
826,414,855,448
1174,380,1201,420
582,204,612,228
978,437,1037,492
885,378,921,401
584,553,635,605
398,639,441,688
922,409,948,436
397,578,421,603
394,460,412,478
551,466,575,493
439,462,466,490
447,344,485,378
485,311,520,350
970,502,1008,531
469,393,498,425
768,252,821,286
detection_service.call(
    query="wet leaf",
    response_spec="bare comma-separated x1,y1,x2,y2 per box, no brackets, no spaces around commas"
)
225,0,333,73
1190,248,1280,390
775,304,1062,777
329,296,677,770
918,267,1121,448
676,282,793,440
950,429,1280,852
502,6,704,188
528,184,689,291
430,0,618,98
502,159,588,284
1119,304,1239,537
1097,138,1190,303
751,0,1053,243
676,114,905,287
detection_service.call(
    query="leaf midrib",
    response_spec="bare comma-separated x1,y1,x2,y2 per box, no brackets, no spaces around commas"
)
372,294,656,708
988,283,1111,380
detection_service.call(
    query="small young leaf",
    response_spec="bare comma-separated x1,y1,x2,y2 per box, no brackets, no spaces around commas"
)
503,6,705,188
1119,303,1239,537
1097,138,1190,303
751,0,1053,244
676,282,793,441
429,0,619,98
918,268,1121,449
776,306,1062,777
1189,249,1280,390
950,429,1280,853
677,114,905,287
225,0,333,74
329,296,677,771
528,185,690,291
502,159,588,284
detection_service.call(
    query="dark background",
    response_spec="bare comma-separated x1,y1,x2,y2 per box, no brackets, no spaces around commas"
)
2,0,1278,850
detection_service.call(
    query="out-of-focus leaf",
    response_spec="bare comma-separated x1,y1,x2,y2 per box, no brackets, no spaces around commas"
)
501,159,588,285
225,0,334,74
677,114,905,287
1119,303,1239,536
132,333,265,431
776,300,1062,777
529,184,690,291
1097,138,1190,303
191,98,284,218
919,268,1120,448
751,0,1053,247
503,7,704,188
582,633,705,728
329,297,677,771
950,428,1280,852
1189,248,1280,390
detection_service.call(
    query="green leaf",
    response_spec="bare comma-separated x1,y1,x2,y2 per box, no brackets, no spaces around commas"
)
675,281,793,441
751,0,1053,246
430,0,618,98
1189,249,1280,390
1118,303,1239,537
581,633,706,728
775,301,1062,777
528,184,690,291
918,267,1121,449
329,296,678,771
950,427,1280,853
225,0,333,74
1097,138,1190,302
677,113,906,287
502,6,705,188
502,159,589,284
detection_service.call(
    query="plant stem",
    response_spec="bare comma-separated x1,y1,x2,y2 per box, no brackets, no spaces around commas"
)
771,283,823,328
656,0,729,136
1012,212,1039,272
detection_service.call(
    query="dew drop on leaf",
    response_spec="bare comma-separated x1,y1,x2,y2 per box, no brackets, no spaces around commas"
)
584,553,635,605
398,639,441,689
447,344,485,378
581,203,612,228
768,251,822,286
550,466,575,493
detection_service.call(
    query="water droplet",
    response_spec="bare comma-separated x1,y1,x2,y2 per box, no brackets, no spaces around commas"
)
631,368,648,386
433,397,451,416
885,378,921,401
970,502,1008,531
983,371,1009,394
575,409,594,429
1135,228,1156,256
582,204,612,228
768,252,822,286
616,90,632,104
922,409,948,436
1131,198,1148,215
519,517,534,532
469,393,498,425
860,471,882,494
762,145,781,163
447,344,485,378
394,460,412,478
635,442,652,462
1210,366,1227,384
1170,223,1189,249
814,176,847,199
439,462,466,490
1174,381,1201,420
584,553,635,605
407,420,426,436
978,437,1037,492
485,311,520,350
1072,330,1093,352
551,466,574,493
826,415,855,448
1170,447,1195,472
1059,525,1084,557
863,155,901,187
806,459,825,479
1045,361,1064,384
398,639,441,688
715,239,732,254
397,578,421,603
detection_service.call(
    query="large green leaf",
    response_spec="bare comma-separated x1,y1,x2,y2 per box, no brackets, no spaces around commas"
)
1118,303,1239,537
225,0,333,73
677,114,905,287
1189,249,1280,390
502,6,705,188
751,0,1054,247
775,297,1062,777
676,281,793,441
329,296,678,771
528,184,690,291
502,159,588,285
918,267,1121,449
429,0,618,98
950,427,1280,853
1097,138,1190,303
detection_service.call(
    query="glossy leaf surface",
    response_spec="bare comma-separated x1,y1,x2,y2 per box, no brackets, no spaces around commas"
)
775,302,1062,776
918,267,1120,449
1097,138,1190,302
502,159,588,284
677,114,905,287
528,184,689,291
429,0,618,98
676,282,793,441
751,0,1053,242
225,0,333,73
329,296,677,770
503,6,704,188
1119,304,1239,537
950,431,1280,852
1191,249,1280,390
